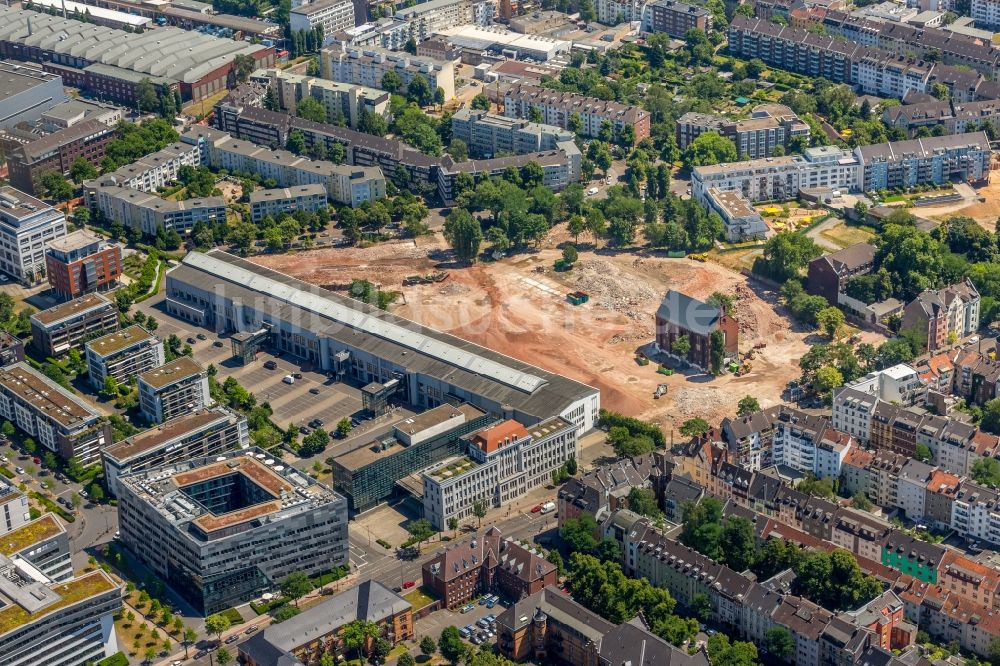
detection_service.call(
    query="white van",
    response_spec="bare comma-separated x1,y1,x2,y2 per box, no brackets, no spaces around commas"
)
282,375,295,385
539,501,556,514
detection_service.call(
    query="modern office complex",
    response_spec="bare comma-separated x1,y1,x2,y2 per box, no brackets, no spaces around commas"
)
0,6,275,103
0,186,67,283
332,403,491,512
240,580,413,666
0,362,111,464
321,42,456,101
0,60,66,131
250,69,390,129
434,25,570,62
86,186,227,237
676,104,810,159
138,356,212,424
249,185,330,224
5,119,115,195
642,0,712,37
117,449,349,615
102,406,249,496
165,250,600,435
0,515,121,666
30,292,119,357
502,83,650,142
289,0,356,38
44,229,123,301
85,325,165,390
0,479,30,536
184,126,386,208
422,417,577,530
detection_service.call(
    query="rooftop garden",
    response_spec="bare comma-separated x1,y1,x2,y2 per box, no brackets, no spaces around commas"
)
0,515,61,556
0,572,116,635
428,457,477,480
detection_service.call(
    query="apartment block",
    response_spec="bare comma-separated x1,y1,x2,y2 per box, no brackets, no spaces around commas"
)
289,0,355,38
807,242,875,305
102,406,249,496
117,449,349,614
0,186,67,284
901,278,981,351
676,104,809,159
0,480,29,536
450,107,575,158
322,42,456,101
137,356,212,424
843,364,927,407
883,99,1000,137
643,0,712,37
185,126,386,207
972,0,1000,29
250,68,390,129
703,188,769,242
44,229,122,301
85,185,227,237
395,0,475,43
0,362,111,464
596,0,644,25
503,83,650,142
422,417,577,530
858,134,992,192
5,118,115,194
85,325,165,390
87,141,203,193
437,149,578,205
249,184,329,224
771,407,853,479
30,292,119,357
0,519,121,666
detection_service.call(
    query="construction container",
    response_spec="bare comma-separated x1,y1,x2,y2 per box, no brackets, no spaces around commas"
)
666,250,686,258
728,362,740,373
566,291,589,305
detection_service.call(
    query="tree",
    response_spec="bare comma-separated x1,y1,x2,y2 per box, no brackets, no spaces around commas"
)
295,96,327,123
709,329,726,375
561,513,599,552
144,647,157,664
671,334,691,361
39,171,74,202
272,606,301,623
915,443,933,462
562,245,578,266
767,627,795,661
683,132,737,168
439,626,466,665
627,487,661,518
472,499,488,527
420,634,437,657
737,395,760,417
335,417,352,438
447,516,459,537
972,457,1000,486
136,78,159,114
285,130,306,155
87,482,105,503
755,232,822,282
443,209,483,263
204,614,231,643
299,428,330,456
69,157,98,184
183,628,197,658
691,592,712,622
720,516,757,572
606,426,656,457
381,71,403,93
448,138,468,162
471,93,490,111
216,648,232,666
851,492,873,511
406,518,435,547
398,654,416,666
679,418,710,437
817,307,845,338
280,572,313,606
342,619,380,660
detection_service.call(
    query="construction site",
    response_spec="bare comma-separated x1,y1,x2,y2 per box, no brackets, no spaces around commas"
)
249,233,881,431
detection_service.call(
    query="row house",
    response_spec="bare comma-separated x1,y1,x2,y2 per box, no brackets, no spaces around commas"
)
881,532,944,584
897,459,935,522
899,581,1000,658
951,347,1000,406
901,279,981,352
926,469,962,531
721,407,779,472
939,550,1000,609
556,453,659,527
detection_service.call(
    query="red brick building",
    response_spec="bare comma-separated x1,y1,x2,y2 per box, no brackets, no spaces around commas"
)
5,119,115,194
45,229,122,301
422,527,557,609
655,290,739,372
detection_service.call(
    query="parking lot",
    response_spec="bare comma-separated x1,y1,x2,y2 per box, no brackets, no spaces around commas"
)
135,295,368,431
413,594,506,647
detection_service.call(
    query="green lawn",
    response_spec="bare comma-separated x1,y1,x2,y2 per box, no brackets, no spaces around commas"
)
403,587,437,610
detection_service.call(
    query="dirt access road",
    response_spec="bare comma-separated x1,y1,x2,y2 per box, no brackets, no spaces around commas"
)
251,234,828,432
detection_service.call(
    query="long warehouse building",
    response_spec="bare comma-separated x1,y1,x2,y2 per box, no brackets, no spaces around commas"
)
0,7,275,103
165,250,600,433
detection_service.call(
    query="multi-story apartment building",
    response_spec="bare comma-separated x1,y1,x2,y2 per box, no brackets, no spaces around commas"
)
676,105,810,159
331,403,490,513
972,0,1000,29
859,134,992,191
249,69,390,129
437,150,578,205
289,0,355,39
30,292,119,357
596,0,643,25
897,458,935,522
85,325,165,390
102,406,248,496
642,0,711,35
422,417,577,530
0,479,29,536
422,528,557,608
883,99,1000,137
322,42,456,101
6,118,115,194
166,249,601,435
450,107,575,158
0,330,25,367
85,185,227,237
0,362,111,464
249,184,329,224
503,83,650,143
704,188,769,242
241,580,413,666
721,408,779,471
44,229,122,301
185,126,386,208
117,449,349,614
844,364,926,407
137,356,212,424
771,407,852,479
0,518,121,666
87,141,203,193
0,186,67,284
901,278,981,351
394,0,474,42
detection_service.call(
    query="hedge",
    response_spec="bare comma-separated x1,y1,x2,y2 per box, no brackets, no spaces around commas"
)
97,652,129,666
29,492,75,523
250,597,290,615
0,466,12,479
220,607,244,625
598,409,666,448
311,565,349,587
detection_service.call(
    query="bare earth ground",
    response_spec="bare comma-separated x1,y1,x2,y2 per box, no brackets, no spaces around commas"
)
250,233,879,432
916,179,1000,225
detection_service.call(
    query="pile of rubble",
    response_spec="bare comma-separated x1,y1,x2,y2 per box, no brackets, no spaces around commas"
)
569,260,657,319
609,328,652,345
670,386,731,420
438,282,470,297
733,284,760,338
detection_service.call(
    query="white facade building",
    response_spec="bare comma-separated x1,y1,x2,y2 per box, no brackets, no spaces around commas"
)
842,364,926,407
322,42,456,100
422,418,577,530
0,187,66,283
289,0,355,40
85,325,165,390
972,0,1000,30
596,0,643,24
831,387,879,443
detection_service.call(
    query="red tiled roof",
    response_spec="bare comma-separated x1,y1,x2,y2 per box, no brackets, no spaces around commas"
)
471,420,530,454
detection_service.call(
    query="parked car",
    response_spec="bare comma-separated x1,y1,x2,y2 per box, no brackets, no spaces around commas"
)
292,372,302,379
299,426,311,435
186,337,196,344
213,341,224,347
197,333,208,340
459,627,472,639
476,618,490,629
282,375,295,384
461,603,475,613
402,580,415,589
14,467,23,474
308,419,324,429
32,457,40,465
263,360,277,370
225,635,239,644
309,387,320,395
531,505,542,513
195,651,208,659
246,625,259,634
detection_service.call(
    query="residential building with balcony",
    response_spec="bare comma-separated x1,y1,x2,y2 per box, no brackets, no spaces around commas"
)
85,185,226,237
0,186,66,284
249,184,329,224
137,356,212,425
676,105,809,159
901,278,981,352
502,83,650,142
44,229,122,301
322,42,456,101
290,0,356,39
5,119,114,195
30,292,119,357
643,0,711,36
85,325,164,390
249,69,390,130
